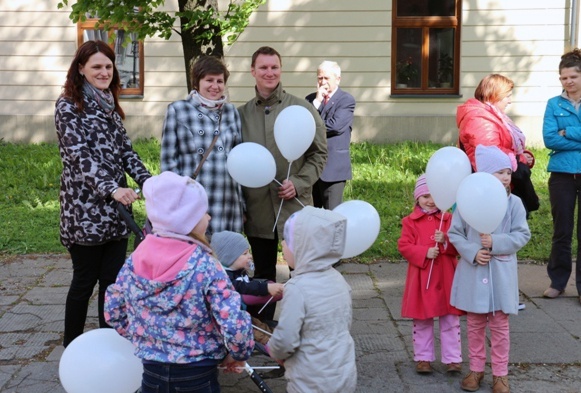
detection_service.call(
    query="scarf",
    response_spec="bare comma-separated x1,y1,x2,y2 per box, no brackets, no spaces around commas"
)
189,90,227,110
420,207,440,215
82,80,115,116
485,102,526,155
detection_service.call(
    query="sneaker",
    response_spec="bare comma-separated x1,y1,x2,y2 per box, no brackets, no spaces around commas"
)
518,303,526,311
446,362,462,374
492,375,510,393
415,360,433,374
461,371,484,392
543,287,564,298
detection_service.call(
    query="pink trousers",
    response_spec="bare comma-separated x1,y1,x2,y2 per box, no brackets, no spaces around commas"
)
413,314,462,363
466,312,510,376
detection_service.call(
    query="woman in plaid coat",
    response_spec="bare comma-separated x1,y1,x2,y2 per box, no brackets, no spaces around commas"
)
161,56,243,235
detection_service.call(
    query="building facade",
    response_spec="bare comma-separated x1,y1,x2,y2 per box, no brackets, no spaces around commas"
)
0,0,578,146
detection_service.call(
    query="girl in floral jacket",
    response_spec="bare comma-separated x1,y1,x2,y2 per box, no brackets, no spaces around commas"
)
398,174,463,375
105,172,253,392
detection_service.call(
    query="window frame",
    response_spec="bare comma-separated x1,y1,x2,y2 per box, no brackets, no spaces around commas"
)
391,0,462,96
77,20,145,97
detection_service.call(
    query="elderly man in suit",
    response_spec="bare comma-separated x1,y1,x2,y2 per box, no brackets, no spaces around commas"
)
306,60,356,210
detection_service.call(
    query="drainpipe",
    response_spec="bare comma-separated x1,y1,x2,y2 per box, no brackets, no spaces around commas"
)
572,0,579,49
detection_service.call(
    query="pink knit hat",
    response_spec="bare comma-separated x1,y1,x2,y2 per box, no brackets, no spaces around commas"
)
475,145,516,174
414,174,430,201
143,171,208,235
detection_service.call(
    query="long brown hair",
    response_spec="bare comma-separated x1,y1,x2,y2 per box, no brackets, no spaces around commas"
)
62,40,125,119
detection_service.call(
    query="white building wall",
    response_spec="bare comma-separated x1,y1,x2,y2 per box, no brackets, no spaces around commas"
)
0,0,574,146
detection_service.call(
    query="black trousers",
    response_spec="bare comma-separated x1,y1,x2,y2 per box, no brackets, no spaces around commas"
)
312,179,346,210
547,172,581,295
64,239,127,347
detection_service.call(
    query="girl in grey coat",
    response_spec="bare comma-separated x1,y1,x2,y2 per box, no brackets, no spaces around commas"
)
449,145,530,393
267,206,356,393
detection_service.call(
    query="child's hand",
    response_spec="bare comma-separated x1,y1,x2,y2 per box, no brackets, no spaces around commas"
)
220,354,245,374
480,234,492,250
426,246,439,259
434,230,445,243
267,282,284,297
475,248,491,265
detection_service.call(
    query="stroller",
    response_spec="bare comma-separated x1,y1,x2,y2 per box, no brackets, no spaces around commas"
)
117,203,278,393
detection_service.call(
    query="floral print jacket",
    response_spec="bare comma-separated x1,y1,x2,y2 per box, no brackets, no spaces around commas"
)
105,234,254,364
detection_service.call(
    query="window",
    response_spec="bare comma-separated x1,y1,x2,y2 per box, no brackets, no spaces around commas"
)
77,17,144,97
392,0,461,95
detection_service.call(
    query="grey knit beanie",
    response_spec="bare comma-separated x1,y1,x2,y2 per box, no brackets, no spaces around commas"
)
211,231,250,267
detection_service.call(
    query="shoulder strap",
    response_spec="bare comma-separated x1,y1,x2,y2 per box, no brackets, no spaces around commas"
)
192,111,221,180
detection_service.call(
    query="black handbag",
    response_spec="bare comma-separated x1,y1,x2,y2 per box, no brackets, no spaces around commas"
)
511,160,540,214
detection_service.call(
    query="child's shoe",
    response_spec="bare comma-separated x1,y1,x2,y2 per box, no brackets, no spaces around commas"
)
415,361,432,374
460,371,484,391
492,375,510,393
446,362,462,374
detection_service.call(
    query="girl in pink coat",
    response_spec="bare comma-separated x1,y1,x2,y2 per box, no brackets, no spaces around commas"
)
398,174,463,375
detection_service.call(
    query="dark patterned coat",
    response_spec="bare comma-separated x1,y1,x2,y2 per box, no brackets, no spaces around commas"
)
55,95,151,248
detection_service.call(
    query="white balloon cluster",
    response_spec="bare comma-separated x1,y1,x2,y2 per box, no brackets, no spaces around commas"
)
425,146,508,233
227,105,381,258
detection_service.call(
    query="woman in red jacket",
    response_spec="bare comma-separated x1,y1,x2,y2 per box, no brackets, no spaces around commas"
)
398,174,463,376
457,74,538,216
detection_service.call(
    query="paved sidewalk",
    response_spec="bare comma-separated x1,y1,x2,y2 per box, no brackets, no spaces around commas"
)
0,255,580,392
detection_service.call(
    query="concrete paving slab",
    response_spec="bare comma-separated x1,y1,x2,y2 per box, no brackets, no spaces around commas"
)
1,255,580,393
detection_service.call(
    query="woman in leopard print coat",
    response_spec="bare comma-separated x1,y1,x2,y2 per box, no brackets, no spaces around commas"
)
55,40,151,347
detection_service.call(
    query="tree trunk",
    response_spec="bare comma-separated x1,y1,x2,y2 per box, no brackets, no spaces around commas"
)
178,0,225,92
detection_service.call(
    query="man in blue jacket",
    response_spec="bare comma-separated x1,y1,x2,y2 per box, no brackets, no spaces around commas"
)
306,61,356,210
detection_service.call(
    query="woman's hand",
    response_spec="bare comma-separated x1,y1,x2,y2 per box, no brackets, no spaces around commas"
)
112,187,140,206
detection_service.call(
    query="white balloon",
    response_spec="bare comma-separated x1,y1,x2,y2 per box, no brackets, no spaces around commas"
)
59,328,142,393
227,142,276,188
456,172,509,233
333,200,381,258
274,105,316,161
425,146,472,211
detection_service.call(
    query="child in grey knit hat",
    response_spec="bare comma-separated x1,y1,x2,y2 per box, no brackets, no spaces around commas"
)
211,231,284,313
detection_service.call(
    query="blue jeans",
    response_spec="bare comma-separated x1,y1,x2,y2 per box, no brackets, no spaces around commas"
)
142,362,220,393
547,172,581,295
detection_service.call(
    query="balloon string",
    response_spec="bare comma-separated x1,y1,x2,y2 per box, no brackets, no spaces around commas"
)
426,215,445,290
489,257,495,316
272,162,293,232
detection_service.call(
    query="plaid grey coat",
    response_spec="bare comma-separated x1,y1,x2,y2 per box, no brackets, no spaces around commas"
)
161,97,244,234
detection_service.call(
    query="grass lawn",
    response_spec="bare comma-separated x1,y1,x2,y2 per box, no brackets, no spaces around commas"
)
0,138,553,263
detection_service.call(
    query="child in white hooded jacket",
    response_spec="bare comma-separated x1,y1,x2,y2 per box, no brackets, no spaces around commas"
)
266,206,356,393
